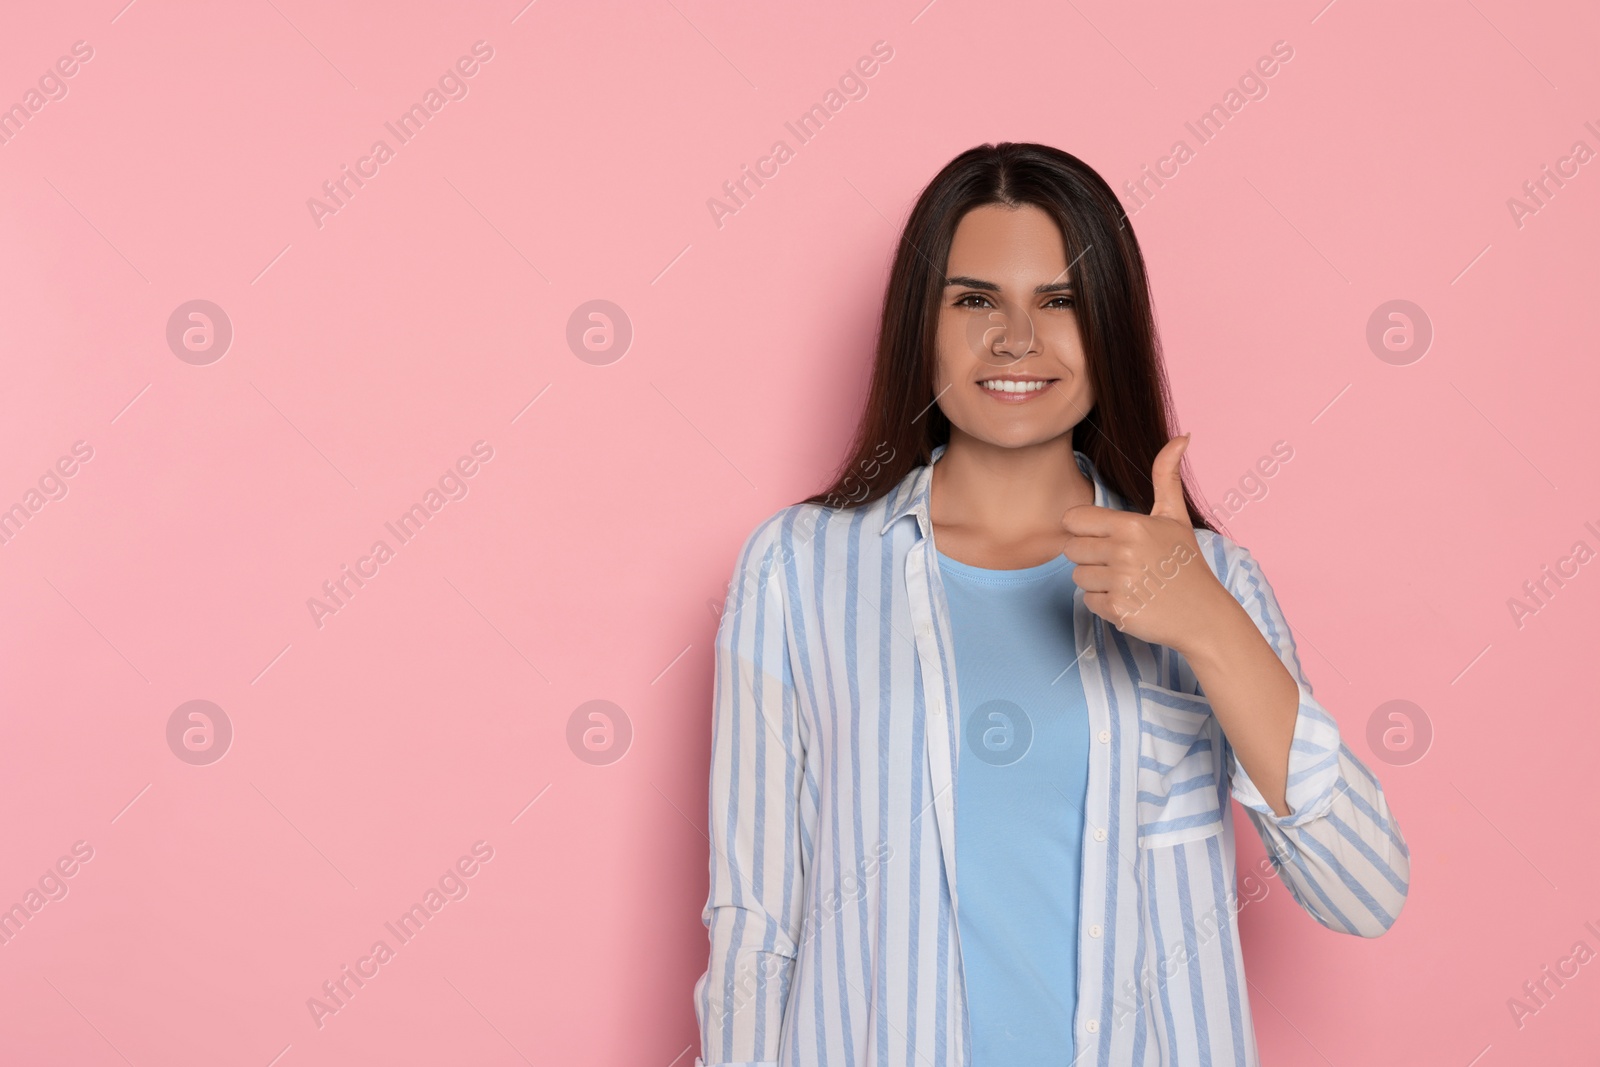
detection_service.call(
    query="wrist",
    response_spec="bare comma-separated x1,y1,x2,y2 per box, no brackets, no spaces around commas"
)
1177,584,1254,670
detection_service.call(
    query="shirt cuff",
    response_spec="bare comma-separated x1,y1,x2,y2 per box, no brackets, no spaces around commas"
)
1228,680,1343,829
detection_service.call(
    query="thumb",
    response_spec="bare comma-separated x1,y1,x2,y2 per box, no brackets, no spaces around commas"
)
1150,434,1191,522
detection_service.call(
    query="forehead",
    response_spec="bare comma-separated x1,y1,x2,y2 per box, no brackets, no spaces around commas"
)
947,203,1071,279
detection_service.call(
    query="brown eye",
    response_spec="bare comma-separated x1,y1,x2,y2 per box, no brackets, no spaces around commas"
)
955,293,992,308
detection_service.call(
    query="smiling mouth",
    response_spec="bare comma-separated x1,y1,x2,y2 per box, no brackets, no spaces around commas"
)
977,378,1059,394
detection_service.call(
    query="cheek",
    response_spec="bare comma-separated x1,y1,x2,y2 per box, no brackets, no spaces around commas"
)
932,315,975,383
1042,317,1085,358
1053,355,1095,412
1049,334,1092,389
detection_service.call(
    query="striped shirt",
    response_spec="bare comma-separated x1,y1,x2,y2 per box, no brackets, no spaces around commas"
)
694,442,1411,1067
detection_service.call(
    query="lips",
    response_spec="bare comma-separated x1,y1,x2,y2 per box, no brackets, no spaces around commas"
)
977,377,1058,401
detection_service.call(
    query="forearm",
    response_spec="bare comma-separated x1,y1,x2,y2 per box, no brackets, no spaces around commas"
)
1180,590,1299,817
1179,535,1410,936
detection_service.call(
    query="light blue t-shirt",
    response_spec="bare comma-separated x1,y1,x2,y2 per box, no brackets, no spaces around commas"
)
936,546,1091,1065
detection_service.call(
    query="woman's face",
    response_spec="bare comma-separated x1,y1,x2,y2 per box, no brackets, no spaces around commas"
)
932,202,1095,449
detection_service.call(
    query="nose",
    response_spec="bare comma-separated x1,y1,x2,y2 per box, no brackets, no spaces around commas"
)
969,305,1040,365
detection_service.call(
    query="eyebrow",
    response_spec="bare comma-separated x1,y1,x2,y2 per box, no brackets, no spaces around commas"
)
944,275,1074,294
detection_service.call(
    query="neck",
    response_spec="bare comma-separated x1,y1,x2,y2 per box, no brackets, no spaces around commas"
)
929,430,1095,538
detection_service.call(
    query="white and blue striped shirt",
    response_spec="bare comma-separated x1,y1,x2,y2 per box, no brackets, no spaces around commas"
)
695,443,1411,1066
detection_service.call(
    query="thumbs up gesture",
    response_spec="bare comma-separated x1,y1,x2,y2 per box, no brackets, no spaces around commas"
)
1060,434,1230,653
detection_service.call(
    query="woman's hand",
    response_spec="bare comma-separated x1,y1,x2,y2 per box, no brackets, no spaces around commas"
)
1061,434,1234,656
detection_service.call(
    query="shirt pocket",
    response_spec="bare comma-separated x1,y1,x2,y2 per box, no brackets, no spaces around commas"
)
1135,680,1225,848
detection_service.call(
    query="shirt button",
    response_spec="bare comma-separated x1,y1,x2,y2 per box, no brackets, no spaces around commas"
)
1094,828,1107,842
1082,645,1096,661
1097,729,1110,744
1085,1020,1099,1034
1089,923,1102,938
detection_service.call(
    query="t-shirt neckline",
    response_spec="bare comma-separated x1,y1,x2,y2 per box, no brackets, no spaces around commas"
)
934,547,1073,585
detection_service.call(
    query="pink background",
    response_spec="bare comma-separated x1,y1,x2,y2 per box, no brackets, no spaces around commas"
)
2,0,1597,1063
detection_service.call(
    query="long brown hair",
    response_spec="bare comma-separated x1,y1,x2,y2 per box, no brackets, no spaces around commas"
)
798,141,1216,533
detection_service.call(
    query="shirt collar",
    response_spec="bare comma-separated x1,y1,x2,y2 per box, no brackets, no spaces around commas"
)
878,442,1122,536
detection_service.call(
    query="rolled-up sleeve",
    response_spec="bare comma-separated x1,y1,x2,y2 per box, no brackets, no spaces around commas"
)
694,515,808,1067
1218,540,1412,938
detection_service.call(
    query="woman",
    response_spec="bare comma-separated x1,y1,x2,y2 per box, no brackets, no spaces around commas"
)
694,142,1409,1067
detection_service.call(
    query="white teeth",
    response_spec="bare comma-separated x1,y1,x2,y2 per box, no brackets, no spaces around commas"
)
980,379,1051,393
